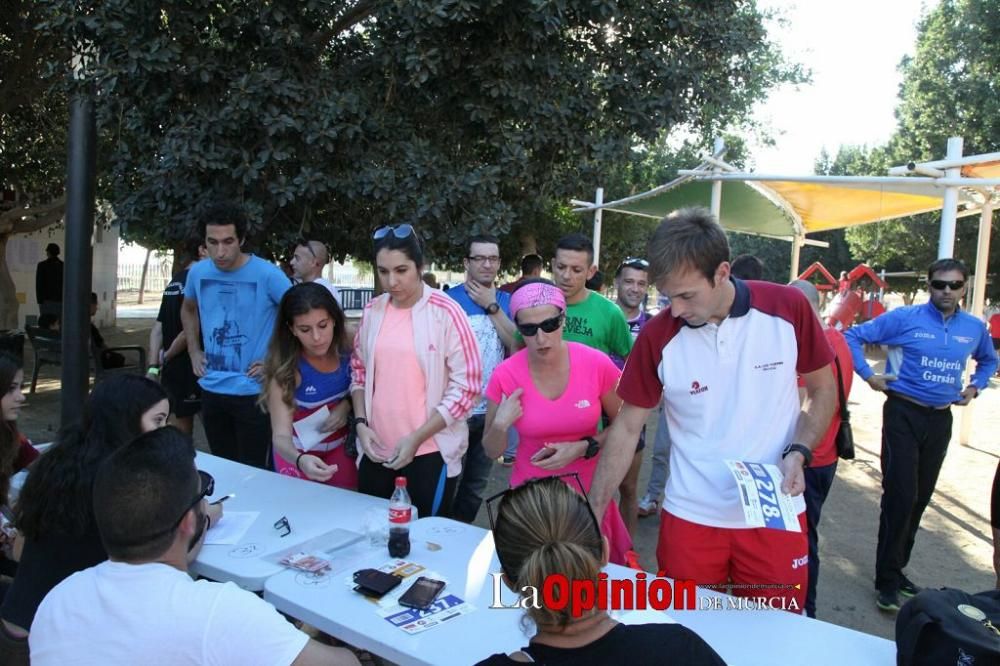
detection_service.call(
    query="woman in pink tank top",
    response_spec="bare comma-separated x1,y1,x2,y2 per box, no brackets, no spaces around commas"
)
261,283,358,489
482,280,633,564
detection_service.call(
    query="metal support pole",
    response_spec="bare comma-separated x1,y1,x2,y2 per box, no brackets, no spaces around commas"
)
789,235,803,282
592,187,604,268
710,137,724,217
937,137,963,258
958,201,994,445
61,90,97,429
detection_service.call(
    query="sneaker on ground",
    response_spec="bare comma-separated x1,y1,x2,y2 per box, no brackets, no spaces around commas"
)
876,590,900,613
637,496,660,517
898,575,921,598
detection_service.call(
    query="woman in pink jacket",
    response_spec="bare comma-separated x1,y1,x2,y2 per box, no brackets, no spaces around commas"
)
350,225,482,518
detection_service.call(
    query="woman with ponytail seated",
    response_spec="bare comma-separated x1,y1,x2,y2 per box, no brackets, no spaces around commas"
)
477,477,724,665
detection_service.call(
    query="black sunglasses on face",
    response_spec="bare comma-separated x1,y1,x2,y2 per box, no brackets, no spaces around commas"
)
516,314,563,337
121,470,214,546
373,224,414,241
485,473,602,583
929,279,965,291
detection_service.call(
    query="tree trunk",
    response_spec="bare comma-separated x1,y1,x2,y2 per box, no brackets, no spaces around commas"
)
137,247,152,305
520,232,538,256
0,234,19,330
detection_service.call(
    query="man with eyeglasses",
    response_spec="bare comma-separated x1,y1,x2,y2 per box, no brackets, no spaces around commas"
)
845,257,997,613
290,238,341,306
447,234,517,522
30,427,360,665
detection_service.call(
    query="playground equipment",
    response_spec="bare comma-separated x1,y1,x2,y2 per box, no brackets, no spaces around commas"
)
796,262,889,330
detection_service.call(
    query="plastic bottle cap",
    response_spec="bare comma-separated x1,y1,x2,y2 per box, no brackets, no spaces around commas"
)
395,477,407,487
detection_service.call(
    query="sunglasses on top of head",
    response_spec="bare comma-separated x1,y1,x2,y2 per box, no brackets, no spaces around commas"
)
516,313,564,337
373,224,415,241
929,279,965,291
616,257,649,273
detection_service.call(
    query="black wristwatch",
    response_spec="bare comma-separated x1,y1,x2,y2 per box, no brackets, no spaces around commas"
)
485,302,500,315
582,436,600,460
781,442,812,467
351,416,368,428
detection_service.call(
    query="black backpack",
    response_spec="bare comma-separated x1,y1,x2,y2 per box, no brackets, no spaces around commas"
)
896,587,1000,665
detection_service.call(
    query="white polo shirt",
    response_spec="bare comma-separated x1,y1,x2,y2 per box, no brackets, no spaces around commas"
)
619,279,833,528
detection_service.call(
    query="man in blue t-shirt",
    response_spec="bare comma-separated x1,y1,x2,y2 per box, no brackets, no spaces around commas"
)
846,258,997,612
181,202,290,468
447,234,516,522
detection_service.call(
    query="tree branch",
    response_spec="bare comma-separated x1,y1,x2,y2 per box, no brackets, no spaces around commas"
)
0,197,66,235
307,0,380,51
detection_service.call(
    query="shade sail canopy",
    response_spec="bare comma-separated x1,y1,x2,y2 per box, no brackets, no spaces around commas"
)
594,177,984,239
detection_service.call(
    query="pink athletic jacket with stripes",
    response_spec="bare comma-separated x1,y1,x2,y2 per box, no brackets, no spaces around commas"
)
351,283,482,477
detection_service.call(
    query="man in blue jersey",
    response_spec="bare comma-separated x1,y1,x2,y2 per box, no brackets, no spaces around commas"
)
448,234,516,522
845,258,998,612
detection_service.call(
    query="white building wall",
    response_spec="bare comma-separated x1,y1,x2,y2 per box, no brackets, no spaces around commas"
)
5,223,120,330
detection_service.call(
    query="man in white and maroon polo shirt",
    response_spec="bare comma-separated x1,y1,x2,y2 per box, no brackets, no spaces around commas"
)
589,207,837,612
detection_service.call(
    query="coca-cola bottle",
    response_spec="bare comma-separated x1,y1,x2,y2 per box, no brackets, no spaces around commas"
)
388,476,412,557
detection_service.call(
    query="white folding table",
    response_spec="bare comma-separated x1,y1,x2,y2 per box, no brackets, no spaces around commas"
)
192,452,388,591
264,516,897,666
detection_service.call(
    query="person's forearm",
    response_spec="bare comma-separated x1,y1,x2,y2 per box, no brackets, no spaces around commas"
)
351,389,367,419
490,311,518,351
483,421,508,459
163,333,188,362
411,412,447,445
590,410,647,518
793,383,838,450
181,299,201,354
148,323,163,365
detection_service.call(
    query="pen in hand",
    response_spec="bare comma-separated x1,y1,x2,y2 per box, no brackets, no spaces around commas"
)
210,493,235,506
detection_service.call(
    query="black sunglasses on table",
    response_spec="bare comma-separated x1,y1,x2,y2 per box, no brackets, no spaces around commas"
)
516,314,564,337
485,473,602,583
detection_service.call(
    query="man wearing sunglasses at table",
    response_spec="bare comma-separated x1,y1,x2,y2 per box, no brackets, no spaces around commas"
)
845,257,997,613
30,427,360,665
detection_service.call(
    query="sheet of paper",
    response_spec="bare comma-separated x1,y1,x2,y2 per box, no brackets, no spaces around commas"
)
293,405,331,451
725,461,801,532
204,511,259,545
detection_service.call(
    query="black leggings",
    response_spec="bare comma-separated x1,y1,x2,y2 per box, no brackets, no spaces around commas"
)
358,453,457,519
992,460,1000,529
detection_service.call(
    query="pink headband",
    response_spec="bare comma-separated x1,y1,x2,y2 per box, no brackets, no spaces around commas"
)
510,282,566,319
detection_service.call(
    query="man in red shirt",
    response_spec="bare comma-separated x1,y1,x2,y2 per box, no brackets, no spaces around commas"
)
790,279,852,618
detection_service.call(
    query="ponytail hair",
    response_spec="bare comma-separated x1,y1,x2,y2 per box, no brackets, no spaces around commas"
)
492,477,604,629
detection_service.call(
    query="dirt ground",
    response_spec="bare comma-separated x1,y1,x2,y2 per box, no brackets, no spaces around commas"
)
13,312,1000,643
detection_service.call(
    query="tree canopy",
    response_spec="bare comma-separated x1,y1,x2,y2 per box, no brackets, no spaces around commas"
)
823,0,1000,302
30,0,800,269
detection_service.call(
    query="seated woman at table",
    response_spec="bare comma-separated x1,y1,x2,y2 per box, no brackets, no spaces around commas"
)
478,477,724,665
482,280,632,564
0,353,39,587
0,375,219,663
262,282,357,489
350,225,481,518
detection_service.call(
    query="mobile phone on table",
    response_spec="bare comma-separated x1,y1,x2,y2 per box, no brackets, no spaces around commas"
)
398,577,446,610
